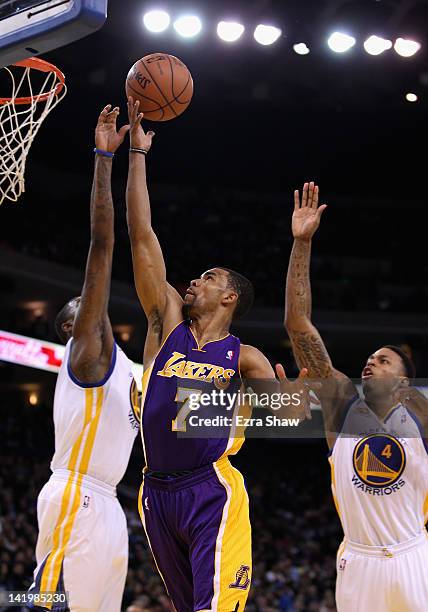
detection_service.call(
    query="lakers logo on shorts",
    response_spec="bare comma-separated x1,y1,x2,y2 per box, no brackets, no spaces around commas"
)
352,434,406,487
229,565,250,590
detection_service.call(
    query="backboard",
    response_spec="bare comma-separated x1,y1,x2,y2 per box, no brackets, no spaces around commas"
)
0,0,108,68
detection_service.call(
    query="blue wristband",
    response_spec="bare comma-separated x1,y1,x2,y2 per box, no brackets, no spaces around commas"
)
94,148,114,158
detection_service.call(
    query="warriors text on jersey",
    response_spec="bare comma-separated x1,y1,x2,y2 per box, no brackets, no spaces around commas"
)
331,397,428,612
330,397,428,546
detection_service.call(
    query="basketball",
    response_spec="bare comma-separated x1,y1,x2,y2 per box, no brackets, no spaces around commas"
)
125,53,193,122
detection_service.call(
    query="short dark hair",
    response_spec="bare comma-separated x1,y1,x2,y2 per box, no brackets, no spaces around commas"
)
219,268,254,319
55,298,79,343
383,345,416,382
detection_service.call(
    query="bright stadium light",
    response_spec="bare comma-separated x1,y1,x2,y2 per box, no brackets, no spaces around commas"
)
29,393,39,406
217,21,245,42
143,10,170,33
293,42,310,55
254,24,282,46
364,35,392,55
328,32,356,53
394,38,421,57
173,15,202,38
405,92,418,102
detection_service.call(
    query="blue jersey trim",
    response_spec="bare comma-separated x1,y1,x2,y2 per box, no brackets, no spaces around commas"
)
67,341,117,388
28,556,70,611
327,393,360,457
407,408,428,455
383,405,401,424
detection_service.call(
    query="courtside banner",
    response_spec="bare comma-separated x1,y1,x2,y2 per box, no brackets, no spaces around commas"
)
0,329,144,385
0,330,64,372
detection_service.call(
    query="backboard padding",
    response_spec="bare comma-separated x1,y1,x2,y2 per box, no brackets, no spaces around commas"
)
0,0,108,68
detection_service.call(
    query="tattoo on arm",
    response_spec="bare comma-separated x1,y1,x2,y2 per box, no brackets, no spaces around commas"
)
285,240,336,378
288,330,333,378
286,239,312,319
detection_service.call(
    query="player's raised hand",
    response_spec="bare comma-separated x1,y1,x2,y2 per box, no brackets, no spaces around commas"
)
127,97,155,151
95,105,130,153
275,363,312,421
292,181,327,241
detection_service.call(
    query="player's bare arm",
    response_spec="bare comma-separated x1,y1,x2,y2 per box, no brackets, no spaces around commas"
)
285,182,332,376
239,344,276,378
239,344,311,420
285,182,356,441
70,105,129,382
126,98,183,364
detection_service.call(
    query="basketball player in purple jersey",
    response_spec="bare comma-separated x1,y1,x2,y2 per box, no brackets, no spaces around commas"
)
125,98,309,612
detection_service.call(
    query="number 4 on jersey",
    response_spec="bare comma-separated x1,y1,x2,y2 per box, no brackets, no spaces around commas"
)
381,444,392,459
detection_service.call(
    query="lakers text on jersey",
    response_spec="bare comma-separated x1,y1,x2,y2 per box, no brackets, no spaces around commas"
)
139,321,252,612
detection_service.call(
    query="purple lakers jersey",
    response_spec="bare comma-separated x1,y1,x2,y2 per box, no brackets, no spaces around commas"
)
141,321,244,471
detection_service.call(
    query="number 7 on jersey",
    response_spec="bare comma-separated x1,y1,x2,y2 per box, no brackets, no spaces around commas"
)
172,387,203,432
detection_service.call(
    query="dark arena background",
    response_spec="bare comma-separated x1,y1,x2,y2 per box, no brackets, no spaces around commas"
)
1,1,427,610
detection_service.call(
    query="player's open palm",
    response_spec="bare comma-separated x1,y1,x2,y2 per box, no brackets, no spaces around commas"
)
127,97,155,151
275,363,312,421
95,105,130,153
292,181,327,241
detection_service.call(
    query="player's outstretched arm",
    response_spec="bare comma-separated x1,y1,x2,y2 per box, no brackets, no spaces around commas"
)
285,183,356,445
126,98,182,356
71,105,129,382
239,345,311,421
284,182,337,378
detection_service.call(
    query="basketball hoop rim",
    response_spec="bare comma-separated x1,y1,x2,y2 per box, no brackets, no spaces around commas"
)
0,57,65,105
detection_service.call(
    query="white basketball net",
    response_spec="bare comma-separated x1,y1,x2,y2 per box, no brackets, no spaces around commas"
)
0,62,66,204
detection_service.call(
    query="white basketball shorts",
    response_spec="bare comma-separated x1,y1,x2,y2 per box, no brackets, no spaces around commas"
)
336,532,428,612
29,470,128,612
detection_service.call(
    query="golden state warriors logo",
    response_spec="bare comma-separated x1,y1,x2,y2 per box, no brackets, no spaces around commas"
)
352,434,406,488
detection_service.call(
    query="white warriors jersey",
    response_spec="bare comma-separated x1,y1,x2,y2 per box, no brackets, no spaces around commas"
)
51,339,140,487
330,397,428,546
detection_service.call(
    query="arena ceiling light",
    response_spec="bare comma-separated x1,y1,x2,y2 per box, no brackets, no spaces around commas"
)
405,92,418,102
363,35,392,56
293,43,310,55
143,10,170,33
254,24,282,46
394,38,421,57
217,21,245,42
173,15,202,38
328,32,356,53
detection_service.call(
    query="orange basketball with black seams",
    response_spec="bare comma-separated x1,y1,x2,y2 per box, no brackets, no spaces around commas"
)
125,53,193,122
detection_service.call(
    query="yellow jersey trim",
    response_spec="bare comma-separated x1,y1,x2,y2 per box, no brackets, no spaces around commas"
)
40,387,104,604
188,325,230,351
